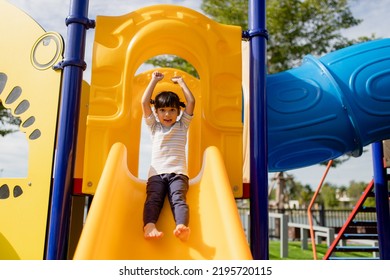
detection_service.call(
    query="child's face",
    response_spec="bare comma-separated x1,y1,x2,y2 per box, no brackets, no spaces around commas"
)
156,107,180,127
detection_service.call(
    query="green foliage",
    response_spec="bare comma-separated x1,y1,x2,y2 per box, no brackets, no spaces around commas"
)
347,180,367,200
145,55,199,78
202,0,375,74
285,179,313,208
201,0,248,29
318,183,339,208
347,180,376,207
0,101,21,137
266,0,363,72
146,0,374,75
284,181,314,209
273,172,373,209
298,184,314,208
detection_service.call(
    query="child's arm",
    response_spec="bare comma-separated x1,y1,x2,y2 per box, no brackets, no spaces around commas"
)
172,76,195,116
142,71,164,117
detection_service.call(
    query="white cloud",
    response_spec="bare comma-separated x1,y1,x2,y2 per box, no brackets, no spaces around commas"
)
344,1,390,39
0,131,28,178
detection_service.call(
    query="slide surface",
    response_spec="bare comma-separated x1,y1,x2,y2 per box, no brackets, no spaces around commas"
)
73,143,252,260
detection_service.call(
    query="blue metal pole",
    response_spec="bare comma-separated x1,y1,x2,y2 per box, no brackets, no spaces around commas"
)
371,142,390,259
248,0,269,259
46,0,93,259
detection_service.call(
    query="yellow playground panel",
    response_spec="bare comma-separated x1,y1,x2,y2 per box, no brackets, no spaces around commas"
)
75,5,251,259
82,4,243,197
0,1,63,259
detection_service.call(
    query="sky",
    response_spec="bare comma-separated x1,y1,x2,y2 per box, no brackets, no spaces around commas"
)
1,0,390,187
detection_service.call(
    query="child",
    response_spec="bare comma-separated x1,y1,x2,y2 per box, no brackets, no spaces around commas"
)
141,70,195,241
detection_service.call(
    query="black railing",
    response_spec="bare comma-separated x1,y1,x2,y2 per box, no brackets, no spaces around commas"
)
238,207,377,233
271,208,377,228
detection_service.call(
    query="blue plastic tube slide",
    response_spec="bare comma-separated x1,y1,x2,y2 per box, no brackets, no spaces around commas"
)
267,39,390,172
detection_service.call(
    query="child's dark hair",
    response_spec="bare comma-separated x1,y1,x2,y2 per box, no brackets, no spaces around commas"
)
150,91,186,110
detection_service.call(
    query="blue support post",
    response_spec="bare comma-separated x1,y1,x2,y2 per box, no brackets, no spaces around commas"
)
248,0,269,259
371,142,390,259
46,0,93,259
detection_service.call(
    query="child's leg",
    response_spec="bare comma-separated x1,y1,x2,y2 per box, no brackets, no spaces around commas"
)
167,174,190,241
143,175,167,239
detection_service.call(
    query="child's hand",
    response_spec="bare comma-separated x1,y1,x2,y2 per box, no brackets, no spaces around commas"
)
152,71,164,82
171,76,183,84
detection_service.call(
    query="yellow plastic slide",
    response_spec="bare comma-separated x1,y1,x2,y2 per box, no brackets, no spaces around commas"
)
73,143,252,260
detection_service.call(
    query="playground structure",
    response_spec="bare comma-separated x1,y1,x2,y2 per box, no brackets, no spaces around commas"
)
1,0,390,260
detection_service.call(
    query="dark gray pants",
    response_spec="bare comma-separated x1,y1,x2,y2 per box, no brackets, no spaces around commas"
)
143,173,189,227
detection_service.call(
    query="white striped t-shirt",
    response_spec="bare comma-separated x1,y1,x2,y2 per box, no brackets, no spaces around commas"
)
145,111,193,178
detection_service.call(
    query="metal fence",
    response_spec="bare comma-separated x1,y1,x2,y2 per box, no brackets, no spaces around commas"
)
237,204,377,241
268,208,377,227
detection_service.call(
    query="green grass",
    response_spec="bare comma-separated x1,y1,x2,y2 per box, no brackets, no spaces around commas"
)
269,241,374,260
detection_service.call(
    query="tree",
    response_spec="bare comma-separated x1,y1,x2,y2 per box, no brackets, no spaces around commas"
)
298,184,314,208
0,101,21,137
265,0,375,73
146,55,199,78
319,183,339,208
348,180,375,207
270,172,314,208
201,0,248,28
148,0,375,79
202,0,374,74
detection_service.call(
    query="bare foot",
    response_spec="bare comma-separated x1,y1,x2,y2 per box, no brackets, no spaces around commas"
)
173,224,190,242
144,223,163,240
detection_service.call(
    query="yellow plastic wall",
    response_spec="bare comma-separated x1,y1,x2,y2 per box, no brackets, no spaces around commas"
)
0,1,62,259
82,5,243,197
